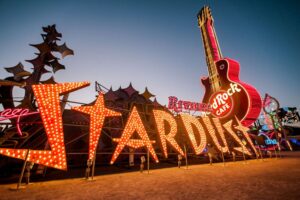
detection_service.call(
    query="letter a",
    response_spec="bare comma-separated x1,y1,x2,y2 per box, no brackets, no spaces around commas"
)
110,106,158,164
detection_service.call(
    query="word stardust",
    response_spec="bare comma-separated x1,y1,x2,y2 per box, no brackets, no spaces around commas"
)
0,82,258,170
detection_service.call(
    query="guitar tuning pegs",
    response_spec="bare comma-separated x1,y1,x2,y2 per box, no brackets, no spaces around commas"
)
197,6,214,27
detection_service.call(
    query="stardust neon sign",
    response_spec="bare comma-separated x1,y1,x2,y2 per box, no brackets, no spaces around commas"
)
0,82,258,170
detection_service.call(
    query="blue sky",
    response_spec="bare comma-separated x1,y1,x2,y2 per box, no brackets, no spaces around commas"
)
0,0,299,109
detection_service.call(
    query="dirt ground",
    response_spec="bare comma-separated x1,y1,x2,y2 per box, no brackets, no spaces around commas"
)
1,151,300,200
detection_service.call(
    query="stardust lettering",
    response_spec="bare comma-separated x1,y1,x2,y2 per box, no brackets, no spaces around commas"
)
0,82,257,170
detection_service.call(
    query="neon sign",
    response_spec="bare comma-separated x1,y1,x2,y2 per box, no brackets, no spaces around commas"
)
258,132,278,146
111,106,158,164
209,83,241,117
168,96,211,113
72,92,122,161
180,114,207,155
265,139,277,145
0,82,90,170
0,82,258,170
153,110,185,158
0,108,39,136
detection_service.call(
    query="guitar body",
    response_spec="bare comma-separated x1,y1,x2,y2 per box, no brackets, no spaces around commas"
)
201,58,262,127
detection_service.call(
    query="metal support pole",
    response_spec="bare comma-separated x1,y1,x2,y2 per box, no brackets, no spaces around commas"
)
184,145,188,169
258,146,264,161
277,142,281,158
242,145,246,164
91,151,96,180
271,114,281,158
286,140,293,151
129,148,134,166
273,145,278,159
17,149,30,190
147,149,150,174
221,150,225,166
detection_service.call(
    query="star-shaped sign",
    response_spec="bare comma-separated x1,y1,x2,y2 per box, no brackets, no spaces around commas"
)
72,93,121,160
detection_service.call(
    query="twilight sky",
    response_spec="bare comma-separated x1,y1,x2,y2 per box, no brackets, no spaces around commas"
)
0,0,299,109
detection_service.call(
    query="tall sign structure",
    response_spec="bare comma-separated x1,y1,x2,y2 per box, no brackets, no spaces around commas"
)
197,6,262,126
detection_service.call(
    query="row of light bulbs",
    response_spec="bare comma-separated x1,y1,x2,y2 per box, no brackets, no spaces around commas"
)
0,82,258,170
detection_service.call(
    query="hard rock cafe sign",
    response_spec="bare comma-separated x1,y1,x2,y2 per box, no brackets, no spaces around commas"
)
209,83,241,117
198,6,262,127
168,83,241,117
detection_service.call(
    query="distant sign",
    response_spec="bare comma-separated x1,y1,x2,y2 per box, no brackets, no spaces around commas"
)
0,108,39,136
168,96,211,113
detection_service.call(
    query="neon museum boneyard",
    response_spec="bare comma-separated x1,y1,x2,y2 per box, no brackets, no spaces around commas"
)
1,6,290,179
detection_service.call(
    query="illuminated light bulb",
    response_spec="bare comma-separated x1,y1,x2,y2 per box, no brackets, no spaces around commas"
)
180,114,207,155
223,120,252,155
0,82,90,170
152,109,184,158
111,106,159,164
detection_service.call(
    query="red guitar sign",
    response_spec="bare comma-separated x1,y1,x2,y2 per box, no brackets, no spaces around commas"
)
197,6,262,127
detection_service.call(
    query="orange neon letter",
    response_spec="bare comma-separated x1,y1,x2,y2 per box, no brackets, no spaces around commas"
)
180,114,207,155
110,106,158,164
202,117,229,153
153,109,184,158
233,117,259,157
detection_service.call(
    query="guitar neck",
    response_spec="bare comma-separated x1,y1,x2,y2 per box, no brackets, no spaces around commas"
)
198,6,222,91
